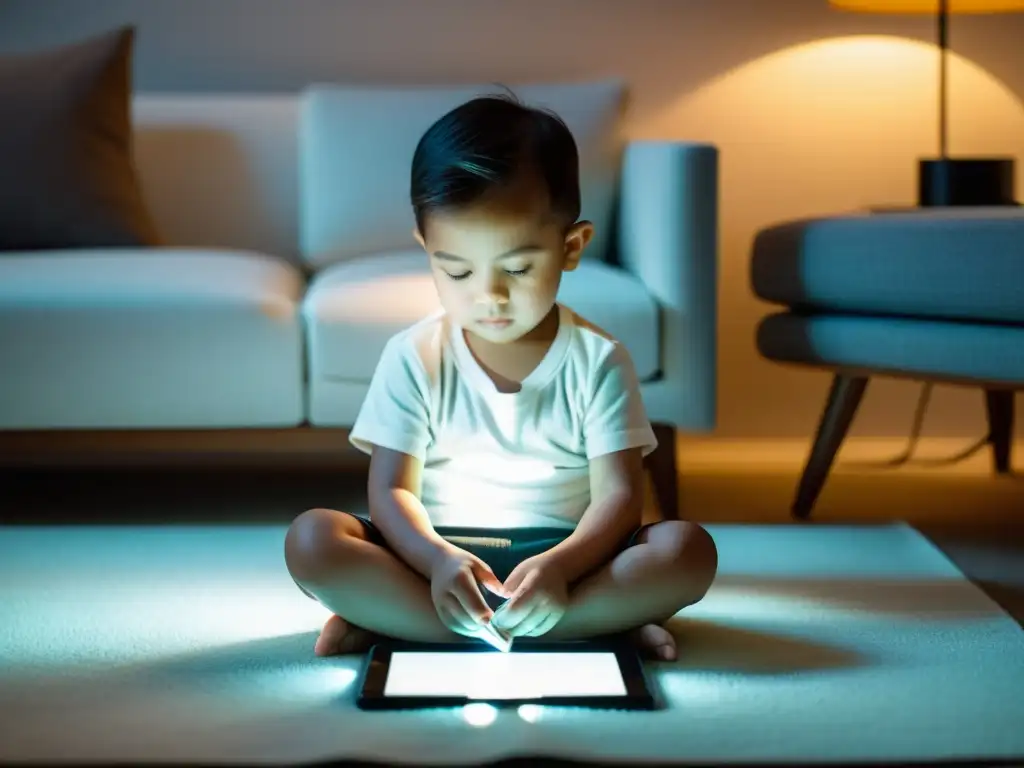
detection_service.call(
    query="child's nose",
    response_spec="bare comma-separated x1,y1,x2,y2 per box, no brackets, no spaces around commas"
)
476,278,510,306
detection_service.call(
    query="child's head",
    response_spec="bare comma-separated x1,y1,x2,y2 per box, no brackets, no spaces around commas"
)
411,93,593,344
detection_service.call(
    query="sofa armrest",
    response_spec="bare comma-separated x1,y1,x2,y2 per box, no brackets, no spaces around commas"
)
617,140,719,431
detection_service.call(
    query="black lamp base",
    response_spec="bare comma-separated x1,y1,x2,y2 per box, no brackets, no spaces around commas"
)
918,158,1017,207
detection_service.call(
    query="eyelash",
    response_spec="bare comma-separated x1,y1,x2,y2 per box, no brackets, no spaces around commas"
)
446,267,531,281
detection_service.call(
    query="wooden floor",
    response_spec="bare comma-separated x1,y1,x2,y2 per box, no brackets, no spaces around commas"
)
672,438,1024,626
2,436,1022,624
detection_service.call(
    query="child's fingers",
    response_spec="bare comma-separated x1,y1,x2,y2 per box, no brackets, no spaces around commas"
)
453,574,493,624
437,599,478,636
509,599,552,637
472,562,510,598
525,607,564,637
502,564,527,594
481,577,509,598
492,589,535,631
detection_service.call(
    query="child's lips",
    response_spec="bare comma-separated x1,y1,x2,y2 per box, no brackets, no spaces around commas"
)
478,318,513,328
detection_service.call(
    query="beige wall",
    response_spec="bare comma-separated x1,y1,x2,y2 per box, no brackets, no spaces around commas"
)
4,0,1023,440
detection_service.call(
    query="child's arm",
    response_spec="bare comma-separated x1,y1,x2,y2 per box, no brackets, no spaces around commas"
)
368,445,505,633
495,449,644,637
533,340,653,582
536,446,646,583
367,445,452,579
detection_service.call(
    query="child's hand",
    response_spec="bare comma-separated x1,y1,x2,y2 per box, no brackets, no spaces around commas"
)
429,547,508,637
493,556,568,638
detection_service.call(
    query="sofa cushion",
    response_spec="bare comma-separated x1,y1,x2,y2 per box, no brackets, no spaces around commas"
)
299,81,626,268
302,250,660,384
752,208,1024,325
0,249,306,429
757,310,1024,385
0,26,161,251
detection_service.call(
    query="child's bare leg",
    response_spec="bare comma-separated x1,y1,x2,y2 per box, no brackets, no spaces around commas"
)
284,507,463,651
545,521,718,659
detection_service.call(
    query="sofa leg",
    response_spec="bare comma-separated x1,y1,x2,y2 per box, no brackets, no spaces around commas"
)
646,423,679,520
793,374,869,520
985,389,1015,474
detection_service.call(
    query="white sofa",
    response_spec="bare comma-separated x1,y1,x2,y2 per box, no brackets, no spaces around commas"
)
0,81,718,457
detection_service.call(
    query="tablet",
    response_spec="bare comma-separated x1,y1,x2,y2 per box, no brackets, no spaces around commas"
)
356,639,657,710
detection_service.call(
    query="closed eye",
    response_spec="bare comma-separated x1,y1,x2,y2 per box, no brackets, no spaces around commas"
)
444,266,532,281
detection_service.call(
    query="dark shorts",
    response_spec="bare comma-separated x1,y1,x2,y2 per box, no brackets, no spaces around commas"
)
345,512,653,610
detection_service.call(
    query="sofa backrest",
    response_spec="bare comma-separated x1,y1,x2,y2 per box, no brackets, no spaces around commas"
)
299,80,627,268
131,81,626,269
132,94,303,263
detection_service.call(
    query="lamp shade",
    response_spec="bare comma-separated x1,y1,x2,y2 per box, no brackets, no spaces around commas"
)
830,0,1024,11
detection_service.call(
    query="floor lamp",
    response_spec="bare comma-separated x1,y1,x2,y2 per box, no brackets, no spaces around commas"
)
829,0,1023,206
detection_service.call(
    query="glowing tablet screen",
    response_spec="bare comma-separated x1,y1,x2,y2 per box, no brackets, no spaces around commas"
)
382,651,627,699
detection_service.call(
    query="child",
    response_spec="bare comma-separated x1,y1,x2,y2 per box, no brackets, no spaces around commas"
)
284,93,717,661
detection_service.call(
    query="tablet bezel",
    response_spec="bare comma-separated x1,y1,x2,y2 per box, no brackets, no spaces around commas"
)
355,638,657,710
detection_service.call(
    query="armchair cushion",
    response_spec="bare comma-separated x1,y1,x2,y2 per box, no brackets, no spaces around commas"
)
758,311,1024,385
752,208,1024,325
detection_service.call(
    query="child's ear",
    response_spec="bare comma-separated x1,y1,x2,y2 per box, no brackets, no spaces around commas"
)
562,221,594,271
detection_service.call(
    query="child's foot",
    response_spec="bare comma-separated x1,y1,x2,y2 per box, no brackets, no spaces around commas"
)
629,623,677,661
314,615,375,656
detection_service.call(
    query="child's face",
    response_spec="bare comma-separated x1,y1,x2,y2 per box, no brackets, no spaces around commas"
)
415,174,593,344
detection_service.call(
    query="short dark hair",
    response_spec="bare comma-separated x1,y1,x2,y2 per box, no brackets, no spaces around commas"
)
410,91,581,234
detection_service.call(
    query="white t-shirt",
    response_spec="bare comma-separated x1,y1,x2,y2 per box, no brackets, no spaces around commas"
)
349,303,658,530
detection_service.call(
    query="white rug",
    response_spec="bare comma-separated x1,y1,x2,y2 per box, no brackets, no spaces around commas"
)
1,522,1023,765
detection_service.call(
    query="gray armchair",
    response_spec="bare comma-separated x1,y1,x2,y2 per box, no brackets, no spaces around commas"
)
751,207,1024,518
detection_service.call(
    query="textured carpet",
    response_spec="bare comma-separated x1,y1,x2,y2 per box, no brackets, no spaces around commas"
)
1,522,1023,766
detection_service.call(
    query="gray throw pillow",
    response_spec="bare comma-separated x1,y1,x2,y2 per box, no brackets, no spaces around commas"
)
0,26,161,251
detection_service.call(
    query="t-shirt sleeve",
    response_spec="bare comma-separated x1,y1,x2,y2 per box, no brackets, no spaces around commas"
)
348,335,432,462
583,342,658,460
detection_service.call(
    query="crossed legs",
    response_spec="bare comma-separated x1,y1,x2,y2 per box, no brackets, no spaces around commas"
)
284,508,717,659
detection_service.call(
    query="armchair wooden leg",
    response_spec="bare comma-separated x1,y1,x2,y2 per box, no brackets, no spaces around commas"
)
793,374,869,520
985,389,1015,474
646,423,679,520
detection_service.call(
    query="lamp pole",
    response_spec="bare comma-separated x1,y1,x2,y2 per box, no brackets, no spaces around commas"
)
937,0,949,158
829,0,1017,205
923,0,1013,205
